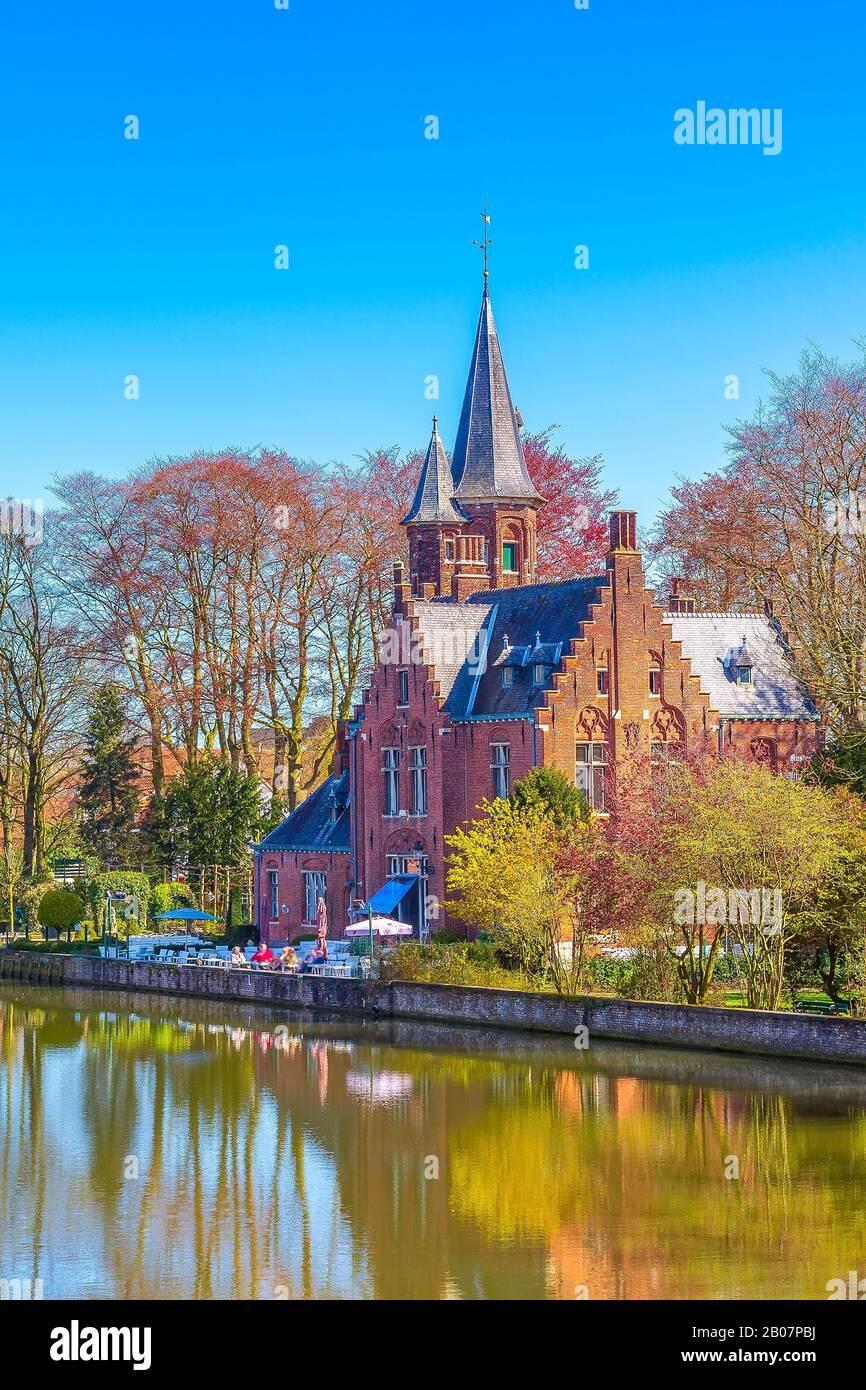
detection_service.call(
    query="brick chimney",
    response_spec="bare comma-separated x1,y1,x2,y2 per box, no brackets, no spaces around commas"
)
608,510,638,554
393,560,411,615
667,576,696,614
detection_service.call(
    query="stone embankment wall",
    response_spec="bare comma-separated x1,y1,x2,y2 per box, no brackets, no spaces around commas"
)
2,950,865,1066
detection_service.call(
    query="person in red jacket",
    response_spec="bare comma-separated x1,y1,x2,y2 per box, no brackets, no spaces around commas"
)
251,943,275,968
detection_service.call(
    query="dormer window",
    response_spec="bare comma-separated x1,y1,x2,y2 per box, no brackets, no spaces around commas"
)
534,663,547,685
501,666,514,689
596,668,609,696
726,635,754,687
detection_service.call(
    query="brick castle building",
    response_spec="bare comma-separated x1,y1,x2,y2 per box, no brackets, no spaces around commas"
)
254,274,821,940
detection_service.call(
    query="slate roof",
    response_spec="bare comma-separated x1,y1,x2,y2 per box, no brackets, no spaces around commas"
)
411,576,606,718
401,417,468,526
664,612,819,720
409,599,491,712
451,286,544,507
258,772,351,853
407,589,817,724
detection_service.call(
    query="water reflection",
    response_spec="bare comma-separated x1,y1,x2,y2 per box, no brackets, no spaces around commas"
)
2,986,866,1300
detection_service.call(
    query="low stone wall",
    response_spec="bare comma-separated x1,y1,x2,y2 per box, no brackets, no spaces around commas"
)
3,950,866,1066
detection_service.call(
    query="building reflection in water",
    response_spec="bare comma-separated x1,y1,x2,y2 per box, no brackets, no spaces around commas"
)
2,987,866,1300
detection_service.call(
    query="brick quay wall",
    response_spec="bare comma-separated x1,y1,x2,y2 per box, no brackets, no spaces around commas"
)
2,950,865,1067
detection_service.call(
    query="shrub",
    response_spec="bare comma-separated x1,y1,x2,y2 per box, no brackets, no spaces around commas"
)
89,870,151,932
37,888,86,938
14,878,53,933
584,948,679,1002
225,885,245,930
150,880,197,924
510,765,587,828
382,940,542,992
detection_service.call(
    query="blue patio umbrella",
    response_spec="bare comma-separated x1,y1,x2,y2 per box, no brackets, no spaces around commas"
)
154,908,220,922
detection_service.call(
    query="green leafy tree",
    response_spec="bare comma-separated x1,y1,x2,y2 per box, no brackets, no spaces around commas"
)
815,729,866,799
14,877,52,937
510,766,587,829
669,761,859,1009
258,791,290,839
78,684,140,867
38,887,85,941
445,798,580,989
150,880,197,924
787,822,866,1009
162,757,262,866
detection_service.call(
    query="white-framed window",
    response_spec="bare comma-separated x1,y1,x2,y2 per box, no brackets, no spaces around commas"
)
410,745,427,815
596,667,609,696
445,540,454,561
268,870,279,920
576,740,607,812
491,743,510,799
397,668,409,706
303,871,326,924
533,663,547,685
648,665,661,697
501,665,513,688
736,664,753,686
382,746,400,815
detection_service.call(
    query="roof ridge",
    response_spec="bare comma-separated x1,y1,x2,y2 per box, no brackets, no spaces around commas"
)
663,610,772,619
469,573,606,600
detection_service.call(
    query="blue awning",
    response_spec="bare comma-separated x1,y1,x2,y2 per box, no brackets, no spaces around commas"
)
363,875,417,916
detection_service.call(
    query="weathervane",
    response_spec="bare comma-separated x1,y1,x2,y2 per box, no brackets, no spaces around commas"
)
473,201,492,280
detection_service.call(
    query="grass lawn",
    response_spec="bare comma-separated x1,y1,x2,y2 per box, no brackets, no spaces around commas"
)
722,986,838,1011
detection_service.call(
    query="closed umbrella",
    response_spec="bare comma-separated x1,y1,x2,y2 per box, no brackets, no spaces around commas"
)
316,894,328,946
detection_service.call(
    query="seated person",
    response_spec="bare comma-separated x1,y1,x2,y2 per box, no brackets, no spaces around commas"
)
299,943,327,974
251,943,276,968
278,946,299,971
229,945,247,968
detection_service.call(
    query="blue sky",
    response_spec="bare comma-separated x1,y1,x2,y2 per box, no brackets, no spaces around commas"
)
0,0,864,526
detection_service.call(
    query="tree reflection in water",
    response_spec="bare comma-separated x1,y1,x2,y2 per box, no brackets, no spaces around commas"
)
2,987,866,1300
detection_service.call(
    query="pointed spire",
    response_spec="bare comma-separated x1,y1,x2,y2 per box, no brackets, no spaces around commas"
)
451,286,543,507
401,416,468,526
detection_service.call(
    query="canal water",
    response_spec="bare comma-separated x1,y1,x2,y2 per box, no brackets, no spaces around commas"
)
1,984,865,1301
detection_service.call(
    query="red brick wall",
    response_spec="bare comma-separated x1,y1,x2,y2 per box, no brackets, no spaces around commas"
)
536,547,714,778
406,502,539,598
722,718,822,771
352,635,451,924
257,851,351,943
407,524,460,597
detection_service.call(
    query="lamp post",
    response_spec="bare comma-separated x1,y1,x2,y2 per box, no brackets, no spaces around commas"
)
353,897,375,977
